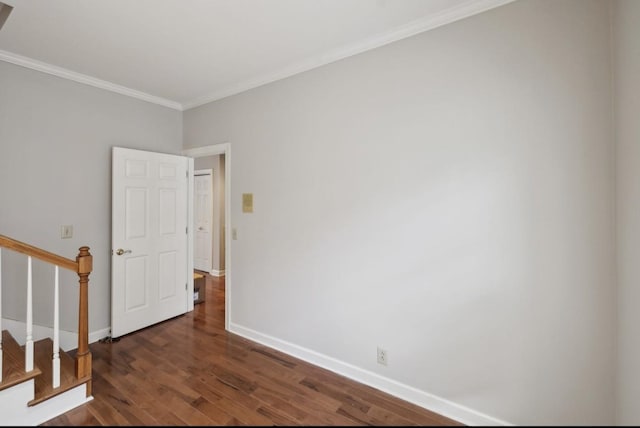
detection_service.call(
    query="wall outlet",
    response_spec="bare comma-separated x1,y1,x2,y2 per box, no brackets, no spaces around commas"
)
60,225,73,239
377,347,388,366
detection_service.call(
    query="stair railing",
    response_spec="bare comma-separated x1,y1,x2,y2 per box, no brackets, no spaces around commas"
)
0,235,92,395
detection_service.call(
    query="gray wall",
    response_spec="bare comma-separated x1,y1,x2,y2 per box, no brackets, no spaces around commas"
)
184,0,615,424
1,0,629,424
614,0,640,424
0,61,183,335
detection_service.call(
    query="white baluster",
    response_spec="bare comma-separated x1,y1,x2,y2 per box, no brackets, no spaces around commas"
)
0,248,3,383
25,256,33,372
52,265,60,388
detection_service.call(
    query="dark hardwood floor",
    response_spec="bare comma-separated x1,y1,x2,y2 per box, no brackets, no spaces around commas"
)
43,274,462,426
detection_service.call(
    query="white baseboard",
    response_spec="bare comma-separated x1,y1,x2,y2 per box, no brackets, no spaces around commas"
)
0,379,35,424
0,380,91,426
229,322,511,426
88,327,111,345
210,269,225,277
2,318,110,351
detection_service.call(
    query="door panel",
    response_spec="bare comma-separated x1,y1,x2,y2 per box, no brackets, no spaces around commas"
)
159,189,177,235
125,256,148,311
112,147,188,338
159,251,177,300
125,188,147,239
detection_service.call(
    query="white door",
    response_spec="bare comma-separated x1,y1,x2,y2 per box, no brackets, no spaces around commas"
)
194,171,213,272
111,147,189,338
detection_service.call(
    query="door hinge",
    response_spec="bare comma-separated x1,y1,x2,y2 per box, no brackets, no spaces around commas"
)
185,282,188,290
186,170,189,178
186,226,188,234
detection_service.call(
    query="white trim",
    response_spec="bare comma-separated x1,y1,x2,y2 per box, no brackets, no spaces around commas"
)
183,143,231,331
210,269,225,277
0,379,34,422
183,145,229,158
229,322,513,427
0,49,182,111
0,248,3,383
25,257,33,372
187,157,195,313
1,0,513,112
1,380,92,426
182,0,516,109
88,327,111,345
52,266,60,389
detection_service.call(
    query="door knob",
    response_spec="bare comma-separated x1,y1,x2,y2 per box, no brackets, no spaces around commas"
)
115,248,132,256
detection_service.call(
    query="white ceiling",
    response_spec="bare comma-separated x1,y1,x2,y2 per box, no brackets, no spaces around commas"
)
0,0,512,110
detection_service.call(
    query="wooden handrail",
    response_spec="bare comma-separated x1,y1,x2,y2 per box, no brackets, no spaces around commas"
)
0,234,92,396
0,235,77,272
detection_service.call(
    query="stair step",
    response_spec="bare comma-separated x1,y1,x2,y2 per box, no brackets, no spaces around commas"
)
28,337,90,406
1,330,90,406
0,330,42,392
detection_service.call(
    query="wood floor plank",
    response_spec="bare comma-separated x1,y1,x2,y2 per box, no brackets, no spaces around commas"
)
41,274,463,426
188,373,276,426
91,359,164,421
165,393,218,426
189,395,235,425
42,406,101,427
91,371,157,426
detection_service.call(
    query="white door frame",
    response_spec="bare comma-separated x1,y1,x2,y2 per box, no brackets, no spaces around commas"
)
183,143,231,330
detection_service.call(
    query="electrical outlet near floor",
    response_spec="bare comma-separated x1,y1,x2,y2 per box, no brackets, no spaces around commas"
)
377,347,388,366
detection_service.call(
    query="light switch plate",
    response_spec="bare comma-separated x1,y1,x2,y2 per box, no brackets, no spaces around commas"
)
60,225,73,239
242,193,253,213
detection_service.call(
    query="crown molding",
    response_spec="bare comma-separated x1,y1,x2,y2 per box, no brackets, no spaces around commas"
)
0,49,183,110
0,0,514,112
182,0,516,110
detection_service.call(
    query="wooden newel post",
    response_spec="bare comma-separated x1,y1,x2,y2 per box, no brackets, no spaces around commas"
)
76,246,92,396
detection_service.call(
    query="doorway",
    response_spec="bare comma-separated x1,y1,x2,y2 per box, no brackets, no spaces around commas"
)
184,143,231,330
193,168,214,273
